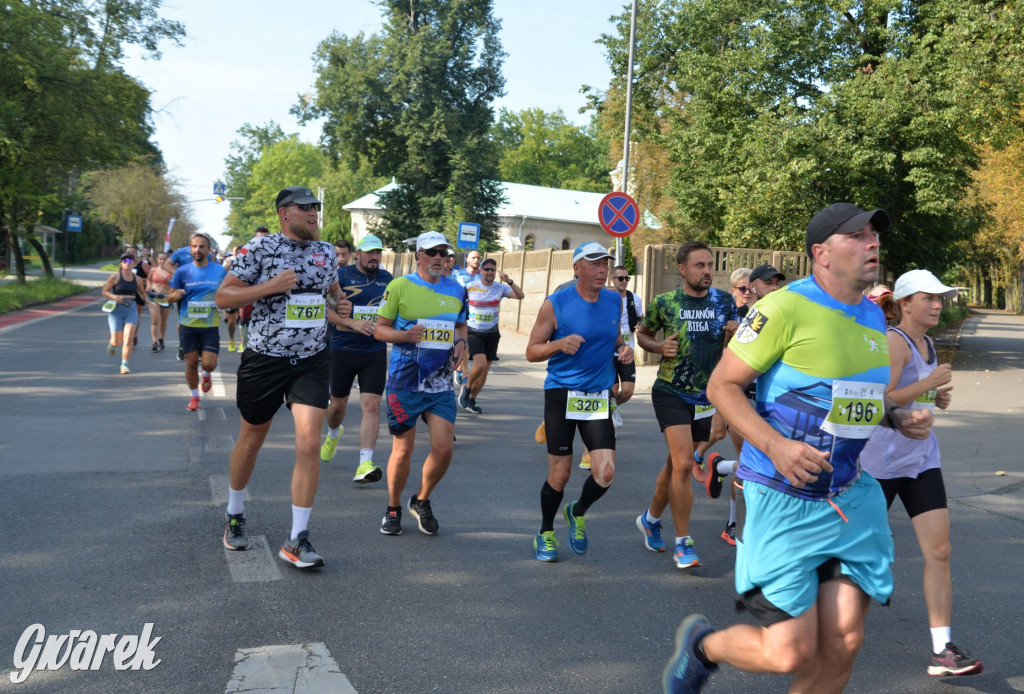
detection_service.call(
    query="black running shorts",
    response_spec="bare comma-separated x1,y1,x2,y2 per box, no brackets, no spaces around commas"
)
543,388,616,457
877,467,948,518
651,388,712,441
236,348,330,425
467,329,501,362
329,349,387,398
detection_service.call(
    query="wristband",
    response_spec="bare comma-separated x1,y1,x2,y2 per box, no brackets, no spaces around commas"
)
884,405,902,429
454,338,466,347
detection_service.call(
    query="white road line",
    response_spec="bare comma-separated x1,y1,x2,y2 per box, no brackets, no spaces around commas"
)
223,535,282,583
225,643,357,693
209,475,248,505
211,368,227,397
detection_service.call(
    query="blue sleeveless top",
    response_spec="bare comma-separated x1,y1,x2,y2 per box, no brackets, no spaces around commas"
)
544,287,621,391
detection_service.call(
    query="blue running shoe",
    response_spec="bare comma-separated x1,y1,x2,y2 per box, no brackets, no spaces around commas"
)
674,537,701,569
534,530,559,562
636,513,666,552
662,614,717,693
563,501,588,554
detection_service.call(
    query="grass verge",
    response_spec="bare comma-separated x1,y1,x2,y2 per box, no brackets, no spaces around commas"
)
0,277,91,315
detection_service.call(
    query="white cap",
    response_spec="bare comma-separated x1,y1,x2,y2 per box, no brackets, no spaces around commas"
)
572,241,613,264
416,230,453,251
892,269,958,301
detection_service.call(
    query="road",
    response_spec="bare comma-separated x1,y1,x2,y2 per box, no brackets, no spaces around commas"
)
0,284,1022,693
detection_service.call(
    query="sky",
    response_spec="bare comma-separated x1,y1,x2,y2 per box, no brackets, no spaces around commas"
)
124,0,631,249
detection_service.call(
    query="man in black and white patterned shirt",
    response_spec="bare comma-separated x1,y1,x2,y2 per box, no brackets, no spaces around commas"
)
215,186,351,569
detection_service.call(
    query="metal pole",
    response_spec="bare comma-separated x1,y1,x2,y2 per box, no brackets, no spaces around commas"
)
617,0,638,267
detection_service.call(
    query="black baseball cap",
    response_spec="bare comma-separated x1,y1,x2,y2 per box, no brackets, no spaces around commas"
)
275,186,320,209
805,203,890,256
480,258,497,268
749,264,785,283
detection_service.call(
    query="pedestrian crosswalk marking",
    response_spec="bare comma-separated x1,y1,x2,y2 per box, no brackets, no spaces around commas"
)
225,643,357,693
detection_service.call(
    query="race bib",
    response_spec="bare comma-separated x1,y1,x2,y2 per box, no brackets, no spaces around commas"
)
285,294,326,329
102,301,116,313
187,301,215,320
621,332,634,347
694,404,716,420
913,388,938,410
418,319,455,350
566,389,609,421
470,310,495,325
820,380,885,439
353,306,379,323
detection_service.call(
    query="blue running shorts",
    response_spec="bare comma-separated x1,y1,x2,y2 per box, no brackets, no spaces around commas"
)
385,388,456,435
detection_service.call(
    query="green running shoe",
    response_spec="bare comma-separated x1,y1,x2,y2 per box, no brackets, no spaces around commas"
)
564,501,588,554
534,530,559,562
353,460,383,483
319,426,343,462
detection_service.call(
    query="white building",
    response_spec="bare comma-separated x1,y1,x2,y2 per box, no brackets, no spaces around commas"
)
342,181,618,251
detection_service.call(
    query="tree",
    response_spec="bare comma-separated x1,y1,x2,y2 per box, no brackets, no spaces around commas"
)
0,1,183,281
968,141,1024,311
596,0,1024,276
296,0,507,250
85,161,195,251
222,122,286,243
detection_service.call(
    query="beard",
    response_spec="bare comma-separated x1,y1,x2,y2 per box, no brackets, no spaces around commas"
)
288,217,318,242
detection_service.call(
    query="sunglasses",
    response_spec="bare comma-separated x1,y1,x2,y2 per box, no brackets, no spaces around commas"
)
613,275,629,282
122,258,134,264
421,247,450,258
733,285,750,293
290,202,322,212
482,267,497,271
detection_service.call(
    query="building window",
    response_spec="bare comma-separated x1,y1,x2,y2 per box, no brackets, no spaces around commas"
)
524,234,535,251
561,238,570,250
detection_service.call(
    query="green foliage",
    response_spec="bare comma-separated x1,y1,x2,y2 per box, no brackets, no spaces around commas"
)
0,278,89,314
597,0,1024,276
223,122,286,241
491,109,612,192
297,0,506,251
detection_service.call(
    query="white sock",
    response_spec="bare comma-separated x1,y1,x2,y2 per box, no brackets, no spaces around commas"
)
931,627,952,654
728,498,737,524
717,459,737,476
359,448,374,463
189,388,199,397
201,369,210,379
675,535,691,545
645,509,660,524
291,505,312,541
227,487,246,516
328,426,341,439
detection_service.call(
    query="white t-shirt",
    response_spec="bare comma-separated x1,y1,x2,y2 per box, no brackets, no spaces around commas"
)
619,291,643,347
465,279,514,331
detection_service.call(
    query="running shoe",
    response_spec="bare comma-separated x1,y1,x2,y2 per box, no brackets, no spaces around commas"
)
662,614,718,694
535,421,546,444
278,530,324,568
186,396,200,411
458,385,470,410
320,429,341,462
563,501,587,554
466,399,483,415
579,453,591,470
353,460,382,484
408,495,439,535
380,507,402,536
107,343,116,357
158,339,165,351
151,341,159,352
228,339,236,352
705,452,724,499
534,530,559,562
721,522,737,546
223,513,249,550
928,643,983,677
692,453,708,483
176,346,184,362
636,513,666,552
120,361,131,375
674,538,701,569
201,373,212,393
611,406,623,429
454,368,464,385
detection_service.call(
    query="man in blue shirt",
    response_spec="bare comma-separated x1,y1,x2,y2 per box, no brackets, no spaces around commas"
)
320,234,394,484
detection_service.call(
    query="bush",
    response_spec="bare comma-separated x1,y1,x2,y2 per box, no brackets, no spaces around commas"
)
0,278,90,314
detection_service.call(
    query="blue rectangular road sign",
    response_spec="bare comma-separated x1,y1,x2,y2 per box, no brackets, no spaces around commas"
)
457,222,480,250
213,182,227,197
66,214,83,232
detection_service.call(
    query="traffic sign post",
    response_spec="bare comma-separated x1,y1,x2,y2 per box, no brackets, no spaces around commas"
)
598,192,640,238
213,182,227,197
457,222,480,250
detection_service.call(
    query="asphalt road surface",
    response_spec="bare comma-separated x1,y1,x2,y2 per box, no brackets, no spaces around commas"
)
1,287,1021,693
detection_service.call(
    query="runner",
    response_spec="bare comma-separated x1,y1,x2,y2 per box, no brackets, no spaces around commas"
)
525,242,632,562
335,239,352,268
221,249,240,352
320,234,394,484
455,250,482,287
634,241,739,568
861,270,982,677
237,226,270,351
374,230,467,537
458,257,524,414
146,251,173,351
663,203,934,694
100,253,147,374
166,233,227,411
608,265,643,428
215,186,351,569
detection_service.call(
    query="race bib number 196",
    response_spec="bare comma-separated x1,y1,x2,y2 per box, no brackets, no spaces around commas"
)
566,389,609,421
820,380,885,439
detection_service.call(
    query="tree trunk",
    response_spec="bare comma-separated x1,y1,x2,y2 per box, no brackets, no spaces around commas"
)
25,234,54,278
8,229,27,283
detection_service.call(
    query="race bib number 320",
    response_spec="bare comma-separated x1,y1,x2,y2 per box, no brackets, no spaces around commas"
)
418,319,455,350
566,389,609,421
820,380,885,439
285,294,326,329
